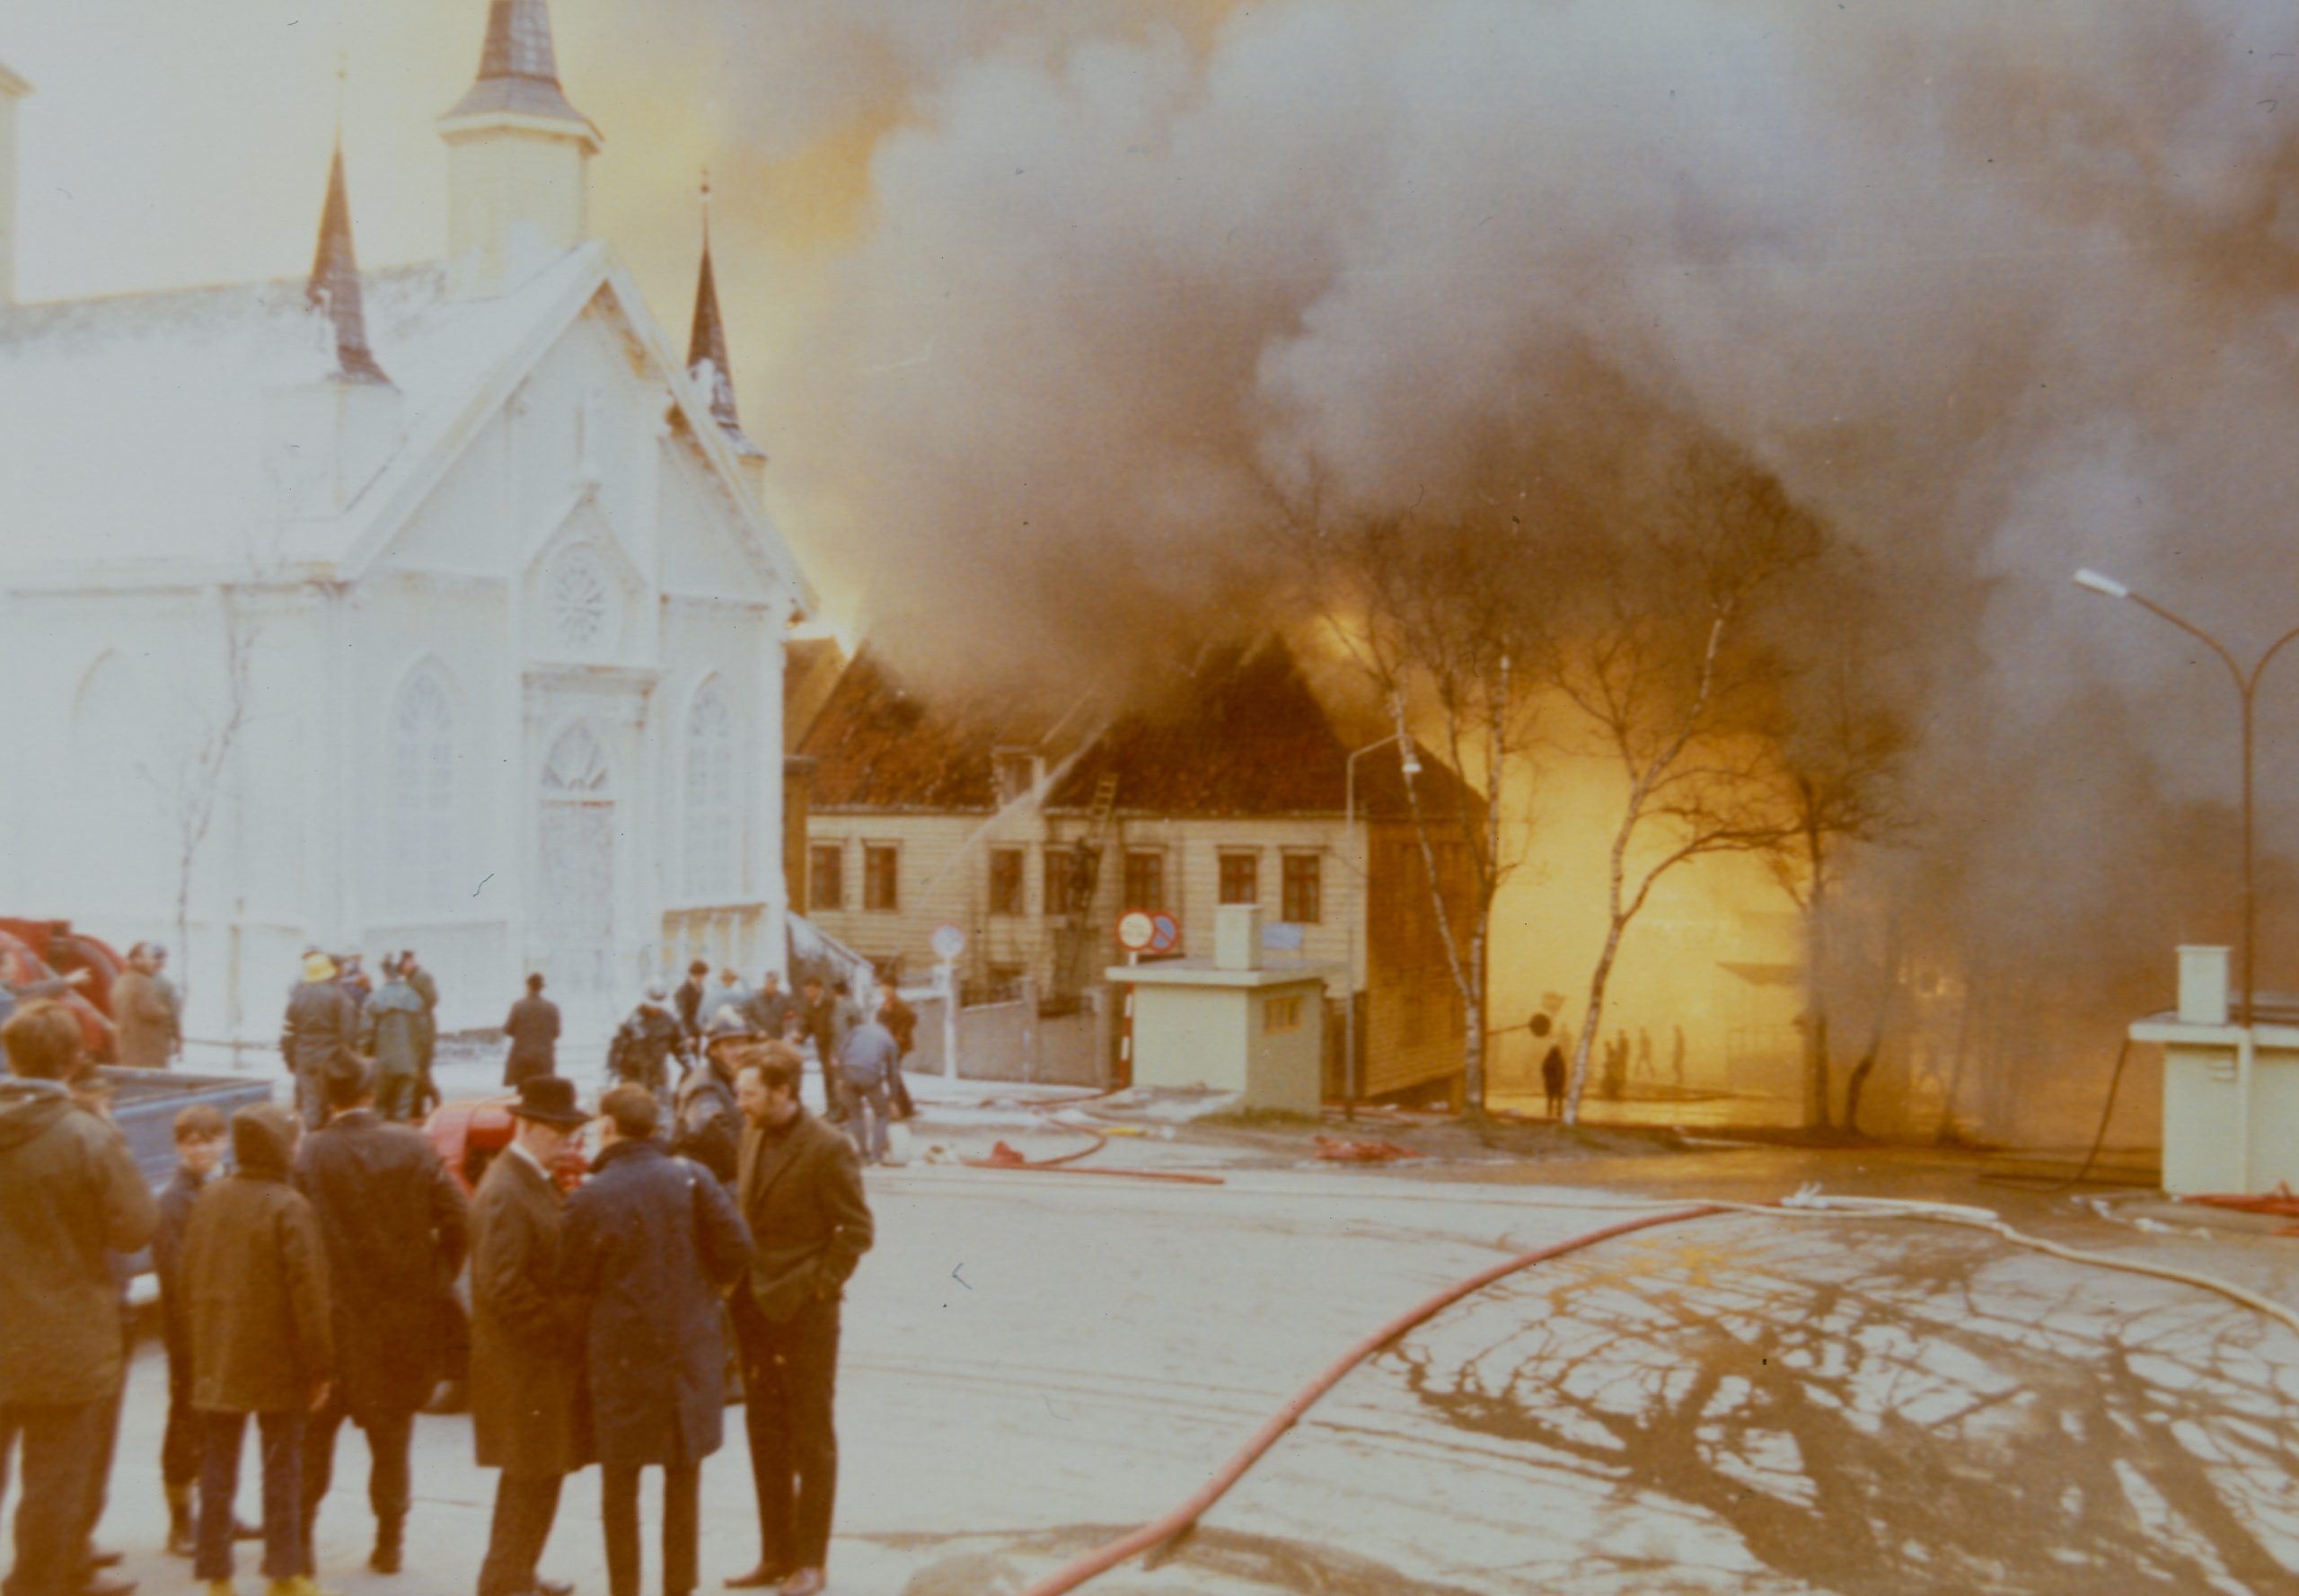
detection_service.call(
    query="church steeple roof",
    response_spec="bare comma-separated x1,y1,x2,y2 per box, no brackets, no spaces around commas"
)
687,176,763,459
442,0,596,137
308,140,390,385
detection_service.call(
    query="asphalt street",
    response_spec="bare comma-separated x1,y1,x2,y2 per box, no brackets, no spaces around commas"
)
89,1046,2299,1595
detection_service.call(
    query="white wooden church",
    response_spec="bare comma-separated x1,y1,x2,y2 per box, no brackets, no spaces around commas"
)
0,0,812,1046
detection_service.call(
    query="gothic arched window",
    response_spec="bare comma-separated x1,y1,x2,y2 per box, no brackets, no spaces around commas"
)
388,667,462,913
683,677,739,897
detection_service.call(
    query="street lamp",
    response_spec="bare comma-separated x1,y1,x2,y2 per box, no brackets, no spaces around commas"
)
2074,568,2299,1027
1343,731,1421,1119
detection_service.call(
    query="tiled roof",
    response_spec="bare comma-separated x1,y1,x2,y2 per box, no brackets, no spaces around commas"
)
796,649,1068,811
800,637,1480,823
1044,640,1476,822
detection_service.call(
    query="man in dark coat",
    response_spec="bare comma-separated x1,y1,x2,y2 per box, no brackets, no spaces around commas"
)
876,986,918,1122
503,973,561,1086
561,1085,750,1596
282,952,357,1128
674,960,712,1048
401,951,440,1112
797,978,846,1122
294,1054,470,1575
673,1012,749,1185
725,1046,874,1595
469,1076,592,1596
606,986,683,1105
153,1103,233,1557
743,974,794,1051
181,1102,332,1592
0,1002,157,1596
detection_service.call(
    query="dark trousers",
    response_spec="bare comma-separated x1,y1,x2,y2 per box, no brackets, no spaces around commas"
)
295,1066,327,1129
161,1328,205,1489
196,1410,305,1582
302,1391,413,1549
476,1472,563,1596
0,1398,106,1596
601,1460,699,1596
732,1295,841,1573
376,1072,418,1123
76,1376,124,1566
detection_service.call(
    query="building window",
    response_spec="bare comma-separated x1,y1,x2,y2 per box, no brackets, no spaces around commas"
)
864,843,900,912
990,848,1026,916
1218,852,1259,906
389,667,462,913
1123,850,1165,913
1264,994,1303,1034
683,677,738,897
1045,845,1087,916
994,750,1038,806
1282,854,1322,925
810,843,845,911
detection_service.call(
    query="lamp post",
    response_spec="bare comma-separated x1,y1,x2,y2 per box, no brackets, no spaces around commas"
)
2074,568,2299,1027
1343,732,1421,1119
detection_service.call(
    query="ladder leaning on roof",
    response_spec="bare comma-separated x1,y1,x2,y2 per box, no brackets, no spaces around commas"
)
1053,772,1121,1001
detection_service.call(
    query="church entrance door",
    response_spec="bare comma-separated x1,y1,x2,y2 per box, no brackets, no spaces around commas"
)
539,721,618,1030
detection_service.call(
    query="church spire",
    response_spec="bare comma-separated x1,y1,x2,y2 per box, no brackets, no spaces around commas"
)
443,0,595,134
308,138,390,385
687,172,763,461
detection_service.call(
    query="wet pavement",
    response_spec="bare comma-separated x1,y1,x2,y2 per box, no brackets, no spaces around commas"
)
119,1049,2299,1595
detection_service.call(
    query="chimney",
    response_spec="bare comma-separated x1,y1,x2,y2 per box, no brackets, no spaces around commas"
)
0,60,31,306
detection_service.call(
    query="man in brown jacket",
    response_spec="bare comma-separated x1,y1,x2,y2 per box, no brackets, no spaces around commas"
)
112,942,182,1070
181,1102,333,1596
725,1046,874,1596
0,1002,157,1596
468,1076,591,1596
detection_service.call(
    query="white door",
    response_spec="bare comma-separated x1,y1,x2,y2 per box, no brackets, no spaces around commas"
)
539,721,618,1027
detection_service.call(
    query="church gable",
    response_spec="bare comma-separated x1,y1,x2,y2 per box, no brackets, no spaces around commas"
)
657,424,774,603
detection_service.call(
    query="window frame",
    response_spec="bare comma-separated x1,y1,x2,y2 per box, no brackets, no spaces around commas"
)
1281,852,1323,926
989,847,1026,916
863,842,901,913
809,842,846,912
1123,849,1166,913
1217,851,1260,907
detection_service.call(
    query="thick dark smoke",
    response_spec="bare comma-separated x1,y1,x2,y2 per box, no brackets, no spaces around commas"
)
605,0,2299,1133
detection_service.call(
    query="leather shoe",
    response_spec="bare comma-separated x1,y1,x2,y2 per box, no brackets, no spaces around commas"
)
724,1567,790,1590
780,1570,827,1596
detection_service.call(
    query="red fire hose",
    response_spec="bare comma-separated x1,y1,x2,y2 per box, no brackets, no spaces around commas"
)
1017,1202,1731,1595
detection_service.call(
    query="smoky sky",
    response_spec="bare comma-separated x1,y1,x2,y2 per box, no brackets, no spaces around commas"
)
606,0,2299,1010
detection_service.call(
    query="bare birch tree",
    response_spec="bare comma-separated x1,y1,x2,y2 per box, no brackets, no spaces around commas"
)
150,584,258,1016
1553,444,1824,1124
1758,629,1917,1130
1289,489,1546,1114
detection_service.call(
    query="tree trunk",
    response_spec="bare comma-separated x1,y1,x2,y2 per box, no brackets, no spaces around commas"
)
1464,917,1488,1113
1563,918,1626,1127
1800,812,1832,1131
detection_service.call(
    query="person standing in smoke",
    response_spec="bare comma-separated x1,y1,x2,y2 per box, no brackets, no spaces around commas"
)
1636,1027,1655,1082
1672,1024,1687,1089
1532,1014,1567,1120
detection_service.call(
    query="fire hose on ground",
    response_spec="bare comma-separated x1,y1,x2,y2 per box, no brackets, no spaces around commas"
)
1017,1188,2299,1596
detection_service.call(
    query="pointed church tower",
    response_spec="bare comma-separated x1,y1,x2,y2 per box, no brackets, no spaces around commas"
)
687,174,766,488
437,0,602,298
266,131,402,515
309,140,390,384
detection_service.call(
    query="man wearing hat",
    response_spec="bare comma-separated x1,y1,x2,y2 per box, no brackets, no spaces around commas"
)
469,1076,591,1596
281,954,357,1129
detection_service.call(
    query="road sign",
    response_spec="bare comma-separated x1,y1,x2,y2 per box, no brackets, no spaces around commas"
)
931,923,967,962
1116,910,1157,953
1149,912,1181,954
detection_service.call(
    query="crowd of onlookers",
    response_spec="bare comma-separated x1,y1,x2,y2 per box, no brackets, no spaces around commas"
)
0,949,883,1596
